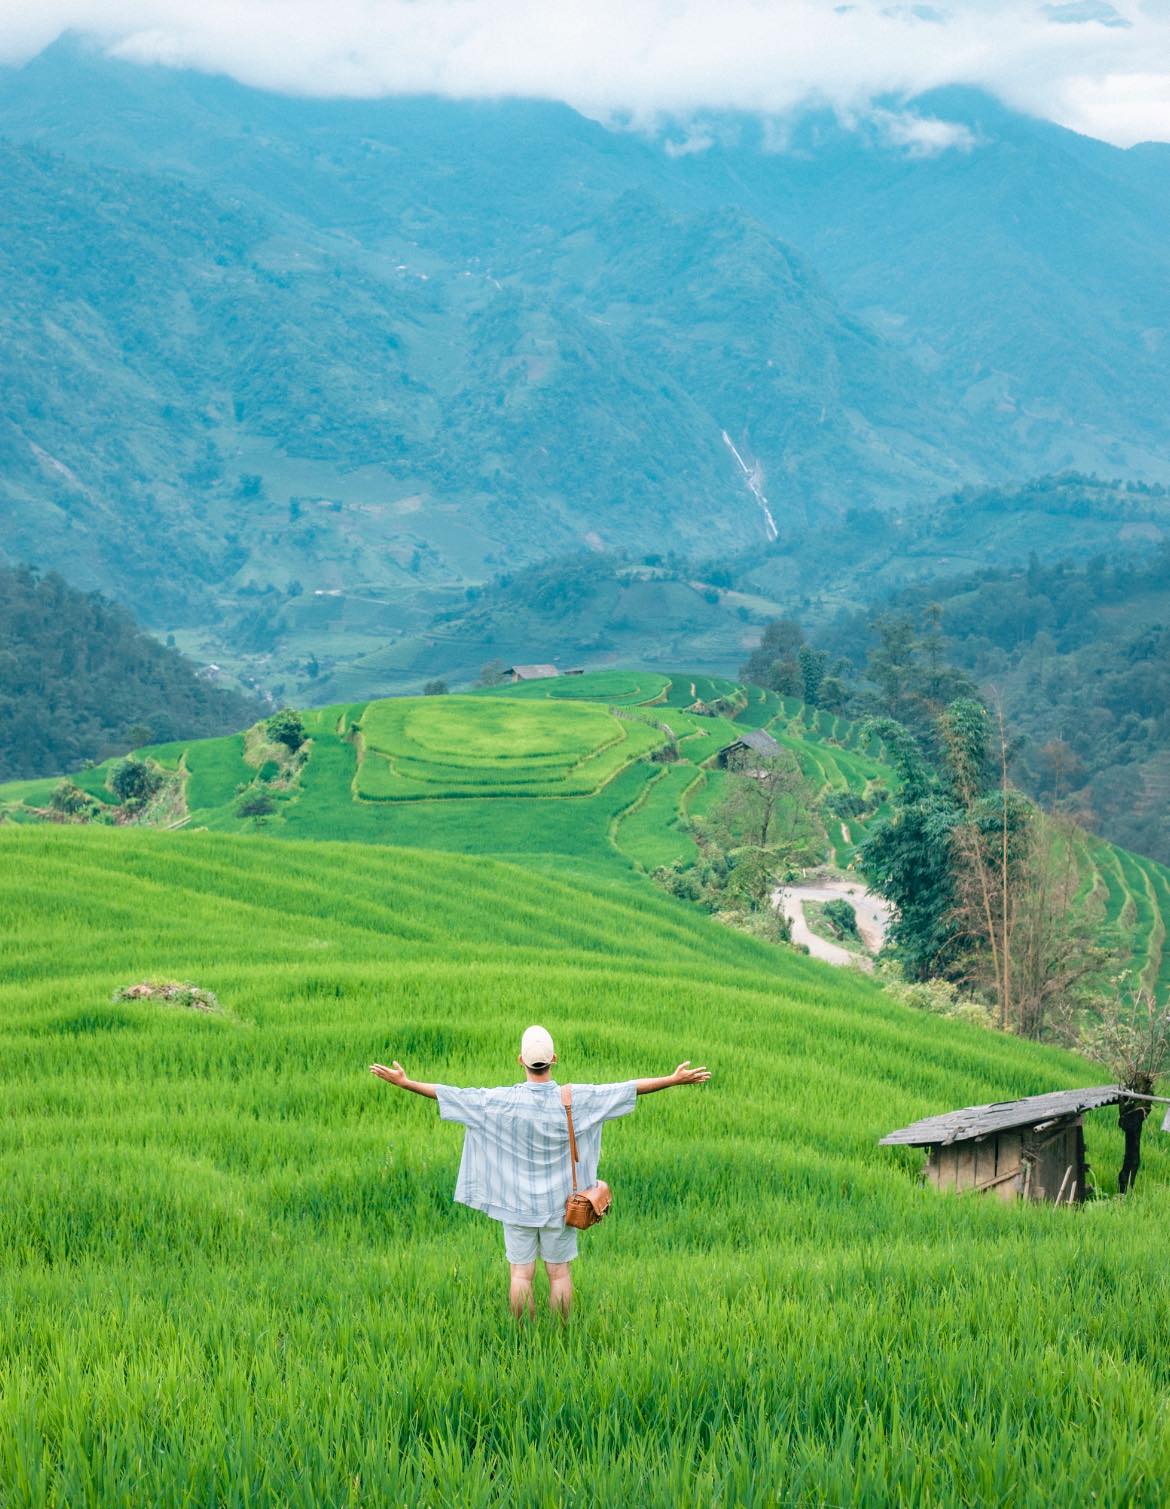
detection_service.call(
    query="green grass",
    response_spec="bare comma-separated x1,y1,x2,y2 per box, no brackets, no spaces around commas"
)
5,824,1170,1506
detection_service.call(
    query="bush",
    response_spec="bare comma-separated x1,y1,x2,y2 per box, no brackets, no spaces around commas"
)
265,708,305,751
109,758,162,806
236,788,277,819
49,781,98,819
822,898,860,939
823,790,867,819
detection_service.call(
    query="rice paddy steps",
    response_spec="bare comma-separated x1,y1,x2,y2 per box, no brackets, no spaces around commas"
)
1147,862,1170,1000
477,670,670,706
612,764,702,872
7,825,1170,1504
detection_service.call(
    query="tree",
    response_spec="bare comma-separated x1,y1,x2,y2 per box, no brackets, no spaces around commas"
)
236,788,276,819
1082,986,1170,1192
423,679,449,695
710,752,808,851
798,645,827,706
740,619,805,695
477,659,506,688
265,708,305,751
683,752,817,924
1007,814,1113,1040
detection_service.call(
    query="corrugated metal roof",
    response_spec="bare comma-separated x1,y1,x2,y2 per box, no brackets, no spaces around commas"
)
722,728,782,758
506,664,558,680
879,1085,1125,1147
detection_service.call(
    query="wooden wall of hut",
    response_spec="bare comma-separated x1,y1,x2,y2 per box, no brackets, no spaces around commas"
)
925,1117,1087,1203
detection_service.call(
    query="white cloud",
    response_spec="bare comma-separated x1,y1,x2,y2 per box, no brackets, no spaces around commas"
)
1,1,1170,146
871,109,980,155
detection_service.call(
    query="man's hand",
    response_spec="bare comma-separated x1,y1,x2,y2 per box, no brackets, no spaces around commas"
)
369,1062,439,1099
635,1061,712,1094
671,1061,711,1086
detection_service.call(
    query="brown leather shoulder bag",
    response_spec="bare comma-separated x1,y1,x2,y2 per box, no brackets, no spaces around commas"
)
560,1085,613,1229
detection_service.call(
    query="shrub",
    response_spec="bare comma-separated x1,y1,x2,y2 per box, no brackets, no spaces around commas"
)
823,790,867,819
236,788,277,819
109,758,162,806
822,898,860,939
49,781,98,820
265,708,305,751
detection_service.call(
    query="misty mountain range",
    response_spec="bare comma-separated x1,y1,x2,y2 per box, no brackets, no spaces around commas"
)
2,38,1170,691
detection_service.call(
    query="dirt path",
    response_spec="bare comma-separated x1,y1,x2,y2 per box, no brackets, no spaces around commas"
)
773,878,893,972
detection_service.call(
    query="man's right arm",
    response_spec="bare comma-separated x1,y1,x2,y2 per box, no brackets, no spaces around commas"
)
370,1061,438,1099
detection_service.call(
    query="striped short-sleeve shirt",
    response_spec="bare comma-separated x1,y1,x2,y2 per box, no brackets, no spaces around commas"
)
434,1079,636,1225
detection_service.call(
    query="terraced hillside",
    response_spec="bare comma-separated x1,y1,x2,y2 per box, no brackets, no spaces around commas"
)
2,668,1166,985
5,823,1170,1505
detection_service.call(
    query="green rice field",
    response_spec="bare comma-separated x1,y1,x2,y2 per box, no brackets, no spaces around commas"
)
5,822,1170,1506
4,669,1169,989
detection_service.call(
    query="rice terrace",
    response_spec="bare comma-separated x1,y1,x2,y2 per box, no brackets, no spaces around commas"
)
4,669,1170,1505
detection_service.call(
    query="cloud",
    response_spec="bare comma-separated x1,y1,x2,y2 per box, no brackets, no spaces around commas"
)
871,109,980,155
2,1,1170,146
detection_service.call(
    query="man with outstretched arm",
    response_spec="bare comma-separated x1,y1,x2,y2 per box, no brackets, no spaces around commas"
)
371,1025,710,1319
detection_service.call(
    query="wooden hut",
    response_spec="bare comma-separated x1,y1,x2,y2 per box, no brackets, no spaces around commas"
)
716,728,782,767
503,664,559,683
880,1086,1129,1204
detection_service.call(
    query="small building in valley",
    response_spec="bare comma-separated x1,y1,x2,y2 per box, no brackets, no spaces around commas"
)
716,728,783,767
503,664,559,683
879,1086,1131,1204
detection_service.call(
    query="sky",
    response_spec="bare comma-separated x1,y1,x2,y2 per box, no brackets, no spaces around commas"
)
2,1,1170,147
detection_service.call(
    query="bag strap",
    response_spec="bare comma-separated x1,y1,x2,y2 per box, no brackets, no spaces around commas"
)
560,1084,579,1195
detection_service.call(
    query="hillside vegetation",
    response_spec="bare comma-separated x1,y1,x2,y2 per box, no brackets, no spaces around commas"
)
5,822,1170,1505
825,541,1170,863
0,563,261,781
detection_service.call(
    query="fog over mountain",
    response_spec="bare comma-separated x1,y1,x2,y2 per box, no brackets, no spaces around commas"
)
4,2,1170,145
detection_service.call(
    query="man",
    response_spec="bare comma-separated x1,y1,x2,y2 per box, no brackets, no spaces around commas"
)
370,1025,710,1319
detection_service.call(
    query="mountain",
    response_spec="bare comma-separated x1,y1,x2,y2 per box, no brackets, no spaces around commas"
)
4,41,1170,697
674,91,1170,478
0,44,984,641
0,562,261,781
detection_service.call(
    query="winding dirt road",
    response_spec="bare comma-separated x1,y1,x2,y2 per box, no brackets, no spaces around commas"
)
773,878,892,972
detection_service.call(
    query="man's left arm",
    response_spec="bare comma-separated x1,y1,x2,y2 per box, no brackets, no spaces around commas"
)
635,1061,711,1095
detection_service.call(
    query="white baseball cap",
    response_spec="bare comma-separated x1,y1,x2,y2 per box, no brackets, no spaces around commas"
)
520,1025,556,1067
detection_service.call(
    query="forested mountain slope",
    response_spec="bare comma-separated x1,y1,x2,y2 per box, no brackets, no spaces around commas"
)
4,42,1170,694
826,544,1170,863
0,564,260,780
0,47,982,638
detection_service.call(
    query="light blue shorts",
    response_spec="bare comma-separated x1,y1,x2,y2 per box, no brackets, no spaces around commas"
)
502,1219,579,1264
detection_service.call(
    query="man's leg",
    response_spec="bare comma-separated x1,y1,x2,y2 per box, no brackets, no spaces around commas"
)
544,1261,572,1319
509,1262,537,1319
503,1224,539,1319
540,1222,578,1319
